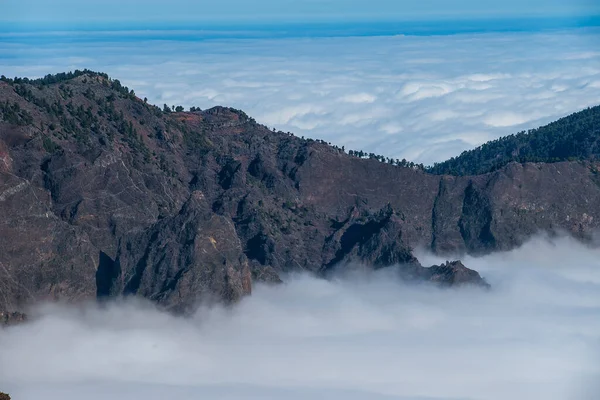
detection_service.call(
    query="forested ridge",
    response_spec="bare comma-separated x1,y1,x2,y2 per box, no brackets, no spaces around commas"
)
428,105,600,176
5,71,597,178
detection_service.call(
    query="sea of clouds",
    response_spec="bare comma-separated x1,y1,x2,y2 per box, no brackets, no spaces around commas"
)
1,29,599,164
1,235,599,400
1,29,599,398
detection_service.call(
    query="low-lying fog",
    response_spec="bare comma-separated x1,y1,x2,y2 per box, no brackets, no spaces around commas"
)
1,235,599,400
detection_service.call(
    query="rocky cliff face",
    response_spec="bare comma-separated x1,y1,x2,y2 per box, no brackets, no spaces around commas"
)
105,191,252,312
0,72,597,310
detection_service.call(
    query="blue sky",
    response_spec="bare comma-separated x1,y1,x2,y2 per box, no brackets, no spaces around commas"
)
2,0,599,26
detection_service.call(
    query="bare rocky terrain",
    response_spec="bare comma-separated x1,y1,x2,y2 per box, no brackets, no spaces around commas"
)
1,71,598,312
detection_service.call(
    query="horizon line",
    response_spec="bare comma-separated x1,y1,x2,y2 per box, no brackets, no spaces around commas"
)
1,15,599,41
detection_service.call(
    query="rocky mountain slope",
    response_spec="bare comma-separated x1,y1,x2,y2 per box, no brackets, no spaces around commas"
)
1,71,598,311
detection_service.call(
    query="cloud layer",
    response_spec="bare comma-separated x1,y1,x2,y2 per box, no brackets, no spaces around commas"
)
1,29,599,164
1,236,599,400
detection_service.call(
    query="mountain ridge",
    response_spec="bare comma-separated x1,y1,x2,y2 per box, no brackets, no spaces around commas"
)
1,70,598,311
428,105,600,175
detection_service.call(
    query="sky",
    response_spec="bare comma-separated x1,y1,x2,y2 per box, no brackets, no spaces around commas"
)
1,0,600,26
1,235,599,400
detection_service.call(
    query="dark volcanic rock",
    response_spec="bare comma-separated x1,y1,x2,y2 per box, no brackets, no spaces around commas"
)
1,71,599,310
0,311,27,327
107,191,252,312
322,205,420,273
425,261,490,288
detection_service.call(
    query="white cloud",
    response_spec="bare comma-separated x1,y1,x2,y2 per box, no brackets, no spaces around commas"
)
0,30,599,165
1,236,600,400
483,111,531,127
339,93,377,104
399,82,455,100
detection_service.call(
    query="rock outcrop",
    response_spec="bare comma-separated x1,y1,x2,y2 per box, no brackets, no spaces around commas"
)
1,71,598,310
105,191,252,312
424,261,490,288
0,311,27,327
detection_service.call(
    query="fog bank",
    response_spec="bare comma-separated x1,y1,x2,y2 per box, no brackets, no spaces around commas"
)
1,236,599,400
